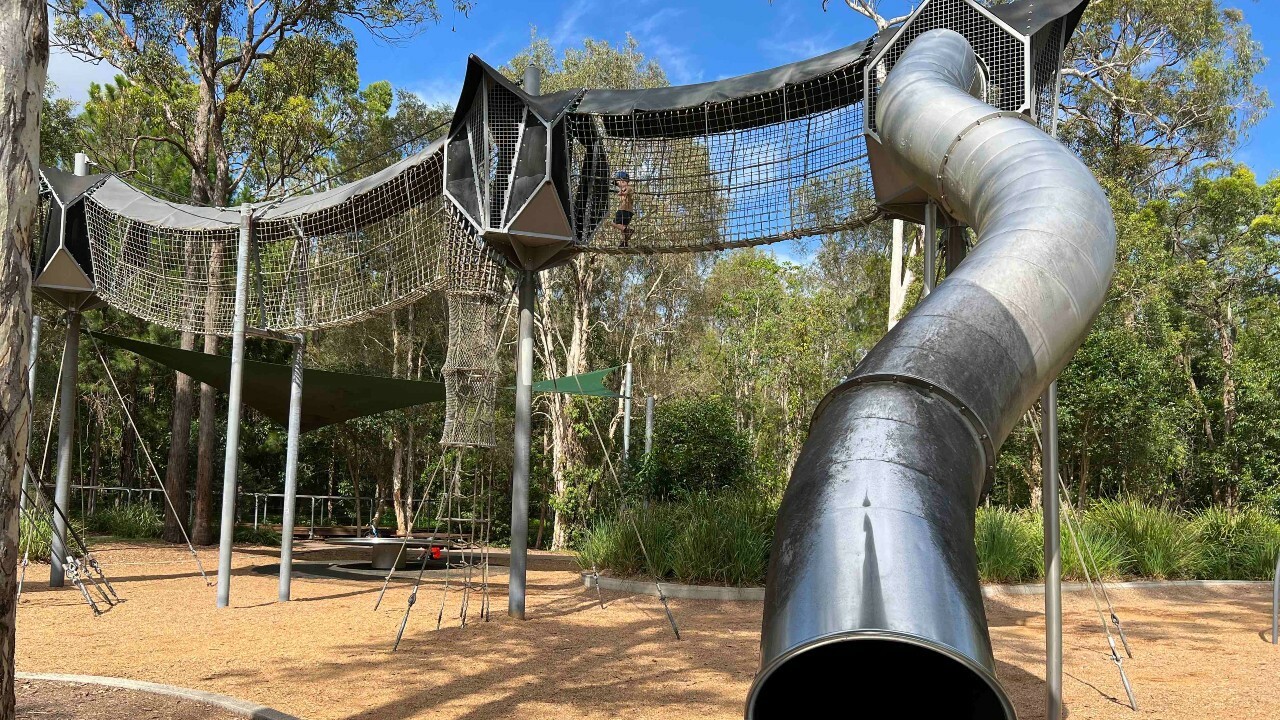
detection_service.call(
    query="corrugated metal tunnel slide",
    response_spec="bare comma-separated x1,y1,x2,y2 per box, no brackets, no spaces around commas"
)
746,29,1116,719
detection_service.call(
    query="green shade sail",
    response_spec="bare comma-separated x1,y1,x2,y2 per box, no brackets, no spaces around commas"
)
90,331,445,433
92,332,623,432
531,366,623,398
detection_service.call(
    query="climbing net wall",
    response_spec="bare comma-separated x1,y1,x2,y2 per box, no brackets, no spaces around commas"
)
440,207,509,449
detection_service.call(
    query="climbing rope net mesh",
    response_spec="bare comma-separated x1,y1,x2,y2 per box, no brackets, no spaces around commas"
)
562,54,876,253
83,143,451,337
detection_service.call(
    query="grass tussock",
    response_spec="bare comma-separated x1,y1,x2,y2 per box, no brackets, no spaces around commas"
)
583,493,1280,587
577,490,777,587
85,504,164,539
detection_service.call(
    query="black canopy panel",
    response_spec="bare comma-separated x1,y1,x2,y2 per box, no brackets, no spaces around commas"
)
443,56,580,270
36,166,110,311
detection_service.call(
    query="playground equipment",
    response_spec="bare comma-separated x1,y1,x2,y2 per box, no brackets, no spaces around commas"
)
33,0,1112,712
747,21,1109,720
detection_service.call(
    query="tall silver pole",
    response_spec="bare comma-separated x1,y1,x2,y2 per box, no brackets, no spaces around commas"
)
1045,51,1067,711
278,334,305,601
216,204,253,608
923,201,937,296
1272,549,1278,645
73,152,88,176
49,312,80,587
621,363,633,463
1043,381,1063,718
509,269,535,619
21,316,41,512
644,395,655,457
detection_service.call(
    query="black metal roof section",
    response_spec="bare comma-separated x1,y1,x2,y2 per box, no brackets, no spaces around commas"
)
36,166,111,311
987,0,1089,39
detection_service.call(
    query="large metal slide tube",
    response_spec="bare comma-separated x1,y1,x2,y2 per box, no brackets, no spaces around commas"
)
747,30,1115,718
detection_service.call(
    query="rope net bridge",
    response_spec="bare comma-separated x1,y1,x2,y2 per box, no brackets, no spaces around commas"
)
46,0,1089,638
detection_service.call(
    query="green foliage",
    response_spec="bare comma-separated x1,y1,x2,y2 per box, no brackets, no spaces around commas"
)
577,490,777,586
86,504,164,539
1060,521,1129,582
1088,499,1202,579
18,511,84,562
975,508,1042,583
1192,507,1280,580
633,397,752,500
234,525,282,547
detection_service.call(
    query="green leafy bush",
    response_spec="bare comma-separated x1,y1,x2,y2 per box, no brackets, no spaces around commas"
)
234,524,282,547
1088,499,1202,579
632,396,753,500
86,504,164,539
578,490,777,586
975,507,1041,583
18,511,81,561
1059,519,1128,581
1193,507,1280,580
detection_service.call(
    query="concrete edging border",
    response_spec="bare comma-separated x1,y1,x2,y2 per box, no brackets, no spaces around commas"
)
17,672,301,720
583,573,764,601
583,573,1270,601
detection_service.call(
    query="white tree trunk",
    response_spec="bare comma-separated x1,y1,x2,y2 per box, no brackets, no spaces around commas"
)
0,2,47,717
887,220,918,330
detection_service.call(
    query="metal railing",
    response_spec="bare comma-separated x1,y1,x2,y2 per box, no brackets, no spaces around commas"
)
59,483,447,539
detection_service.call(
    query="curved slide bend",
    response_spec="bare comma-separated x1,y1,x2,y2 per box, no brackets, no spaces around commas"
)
747,30,1116,719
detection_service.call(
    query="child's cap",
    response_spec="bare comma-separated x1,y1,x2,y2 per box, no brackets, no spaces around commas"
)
614,171,630,181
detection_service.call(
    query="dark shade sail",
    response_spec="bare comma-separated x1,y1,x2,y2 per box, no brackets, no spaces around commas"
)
90,331,445,433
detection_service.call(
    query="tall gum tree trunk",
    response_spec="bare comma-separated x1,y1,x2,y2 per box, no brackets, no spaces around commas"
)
193,240,223,546
548,257,593,551
0,2,47,716
162,331,195,542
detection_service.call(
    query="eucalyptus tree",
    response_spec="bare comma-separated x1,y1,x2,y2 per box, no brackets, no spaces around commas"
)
0,0,46,714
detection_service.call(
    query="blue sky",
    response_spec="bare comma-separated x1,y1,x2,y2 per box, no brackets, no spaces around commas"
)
49,0,1280,177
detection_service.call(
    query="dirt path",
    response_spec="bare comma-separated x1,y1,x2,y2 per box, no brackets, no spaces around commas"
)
15,541,1279,719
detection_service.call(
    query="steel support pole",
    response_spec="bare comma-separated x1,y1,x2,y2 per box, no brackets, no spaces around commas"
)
621,363,633,463
644,395,655,457
1043,381,1063,718
21,316,40,512
278,335,305,601
1272,549,1278,645
49,312,80,587
509,269,535,619
216,204,253,608
923,201,937,296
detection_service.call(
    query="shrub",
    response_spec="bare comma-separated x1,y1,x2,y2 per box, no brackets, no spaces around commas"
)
632,396,753,500
577,489,777,586
667,492,776,586
1059,518,1128,581
234,524,281,547
1193,507,1280,580
1088,499,1201,579
975,507,1041,583
86,504,164,539
18,511,76,561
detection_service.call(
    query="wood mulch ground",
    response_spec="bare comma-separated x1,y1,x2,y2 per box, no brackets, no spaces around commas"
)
15,540,1280,719
17,679,240,719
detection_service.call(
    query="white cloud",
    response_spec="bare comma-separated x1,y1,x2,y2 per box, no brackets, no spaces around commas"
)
551,0,592,48
408,76,463,108
47,46,121,104
639,34,703,86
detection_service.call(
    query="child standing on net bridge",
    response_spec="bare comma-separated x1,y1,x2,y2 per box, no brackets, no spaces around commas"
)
612,171,635,247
